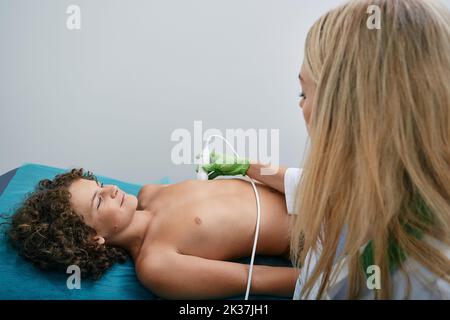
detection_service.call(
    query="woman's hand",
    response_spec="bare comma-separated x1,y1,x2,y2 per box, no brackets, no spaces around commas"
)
196,151,250,180
196,151,288,194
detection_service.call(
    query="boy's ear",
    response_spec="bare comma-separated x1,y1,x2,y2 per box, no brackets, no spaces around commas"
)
93,235,105,245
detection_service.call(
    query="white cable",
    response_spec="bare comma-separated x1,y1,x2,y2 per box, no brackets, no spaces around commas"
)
244,178,261,300
204,135,261,300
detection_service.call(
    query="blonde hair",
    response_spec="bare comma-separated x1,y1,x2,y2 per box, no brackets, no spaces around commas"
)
290,0,450,299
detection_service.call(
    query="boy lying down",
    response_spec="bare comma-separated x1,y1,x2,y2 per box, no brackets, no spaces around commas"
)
8,169,299,299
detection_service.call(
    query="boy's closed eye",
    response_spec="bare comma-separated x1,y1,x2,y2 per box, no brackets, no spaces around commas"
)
96,182,104,210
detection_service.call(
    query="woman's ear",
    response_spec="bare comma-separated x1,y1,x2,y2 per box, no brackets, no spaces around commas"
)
93,235,105,245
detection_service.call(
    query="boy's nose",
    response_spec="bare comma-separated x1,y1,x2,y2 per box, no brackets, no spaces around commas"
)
103,185,119,198
111,186,119,198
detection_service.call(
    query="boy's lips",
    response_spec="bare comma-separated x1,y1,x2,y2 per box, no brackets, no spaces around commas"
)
120,193,125,206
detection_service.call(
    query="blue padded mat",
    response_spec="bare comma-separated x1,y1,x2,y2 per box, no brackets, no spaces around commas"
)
0,164,292,300
0,168,17,198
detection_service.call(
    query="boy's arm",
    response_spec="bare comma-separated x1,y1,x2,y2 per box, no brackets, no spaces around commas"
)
136,251,299,299
252,264,300,297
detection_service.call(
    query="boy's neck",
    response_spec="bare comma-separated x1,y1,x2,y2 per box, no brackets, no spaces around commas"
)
108,209,154,260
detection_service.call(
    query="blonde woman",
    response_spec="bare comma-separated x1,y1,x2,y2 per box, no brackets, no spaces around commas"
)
200,0,450,299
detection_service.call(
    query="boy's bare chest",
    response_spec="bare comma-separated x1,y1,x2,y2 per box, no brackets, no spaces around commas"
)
141,180,260,259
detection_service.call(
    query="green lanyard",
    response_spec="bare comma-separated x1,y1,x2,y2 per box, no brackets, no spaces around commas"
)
360,195,434,276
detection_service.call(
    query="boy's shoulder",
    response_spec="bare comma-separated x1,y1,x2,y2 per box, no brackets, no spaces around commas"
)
137,184,169,209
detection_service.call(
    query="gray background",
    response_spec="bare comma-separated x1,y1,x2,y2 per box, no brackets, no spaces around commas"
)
1,0,449,184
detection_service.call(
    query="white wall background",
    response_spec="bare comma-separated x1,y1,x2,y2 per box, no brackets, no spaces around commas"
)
1,0,449,184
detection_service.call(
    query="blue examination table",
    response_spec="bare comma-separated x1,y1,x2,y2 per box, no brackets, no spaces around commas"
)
0,164,292,300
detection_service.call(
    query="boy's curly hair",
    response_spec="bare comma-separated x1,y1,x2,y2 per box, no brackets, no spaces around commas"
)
6,168,128,279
